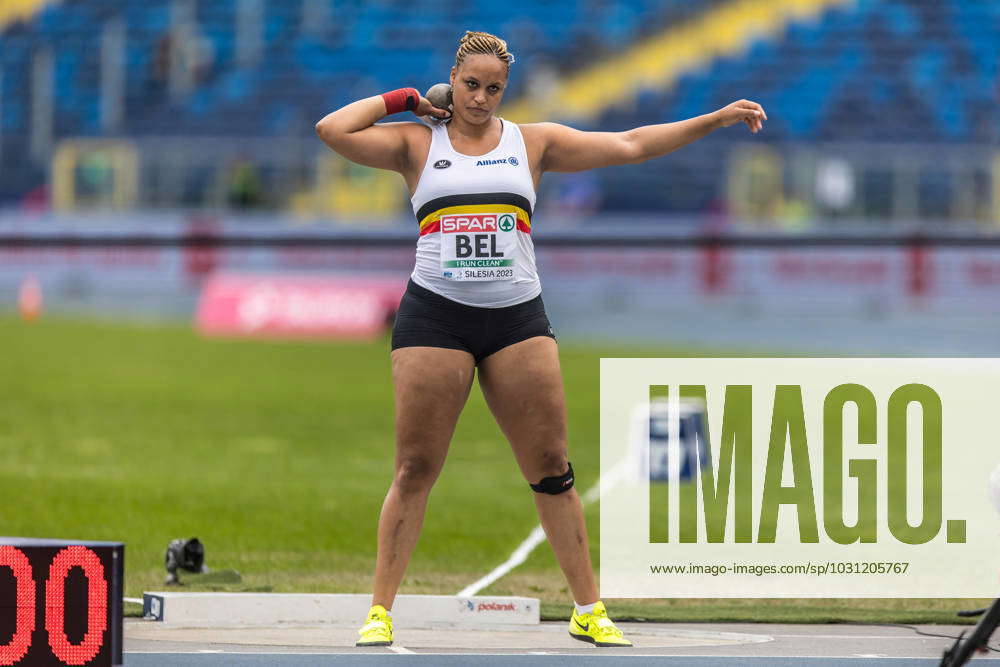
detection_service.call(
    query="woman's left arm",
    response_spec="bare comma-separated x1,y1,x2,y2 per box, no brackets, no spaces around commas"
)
534,99,766,173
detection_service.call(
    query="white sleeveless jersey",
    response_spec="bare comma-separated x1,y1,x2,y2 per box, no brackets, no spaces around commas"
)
409,117,540,308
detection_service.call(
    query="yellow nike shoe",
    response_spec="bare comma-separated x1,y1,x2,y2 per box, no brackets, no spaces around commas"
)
356,604,393,647
568,601,633,647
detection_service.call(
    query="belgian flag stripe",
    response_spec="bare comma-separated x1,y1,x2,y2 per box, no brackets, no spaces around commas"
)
415,192,533,226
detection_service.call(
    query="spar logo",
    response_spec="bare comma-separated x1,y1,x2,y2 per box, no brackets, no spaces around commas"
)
441,214,497,233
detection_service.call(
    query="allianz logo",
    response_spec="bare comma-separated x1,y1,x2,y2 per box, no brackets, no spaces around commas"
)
475,156,519,167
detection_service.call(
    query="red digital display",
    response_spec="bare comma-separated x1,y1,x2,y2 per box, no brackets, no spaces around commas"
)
0,540,123,667
0,548,34,665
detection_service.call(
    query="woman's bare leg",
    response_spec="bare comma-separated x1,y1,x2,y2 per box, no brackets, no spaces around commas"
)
477,337,598,605
372,346,475,609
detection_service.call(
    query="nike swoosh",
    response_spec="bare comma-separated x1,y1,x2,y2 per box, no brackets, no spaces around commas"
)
576,620,589,631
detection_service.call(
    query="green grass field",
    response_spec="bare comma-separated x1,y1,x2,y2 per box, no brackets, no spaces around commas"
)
2,316,988,624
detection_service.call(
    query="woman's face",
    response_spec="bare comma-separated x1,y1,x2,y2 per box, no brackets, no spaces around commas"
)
449,54,508,126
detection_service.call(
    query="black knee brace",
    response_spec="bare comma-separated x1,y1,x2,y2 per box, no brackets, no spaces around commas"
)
530,462,575,495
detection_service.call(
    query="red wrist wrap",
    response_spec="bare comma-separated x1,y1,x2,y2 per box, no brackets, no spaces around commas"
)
381,87,419,115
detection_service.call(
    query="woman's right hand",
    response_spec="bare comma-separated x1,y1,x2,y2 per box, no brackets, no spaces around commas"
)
414,96,451,120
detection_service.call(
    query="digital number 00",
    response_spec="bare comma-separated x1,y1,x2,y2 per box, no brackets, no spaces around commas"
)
1,545,108,666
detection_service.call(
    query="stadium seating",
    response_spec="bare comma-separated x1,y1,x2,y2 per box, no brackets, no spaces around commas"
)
565,0,1000,213
0,0,996,211
621,0,1000,143
0,0,52,33
0,0,694,137
585,0,1000,212
0,0,705,202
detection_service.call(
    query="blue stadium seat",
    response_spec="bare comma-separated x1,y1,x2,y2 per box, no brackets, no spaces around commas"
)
583,0,1000,212
0,0,996,210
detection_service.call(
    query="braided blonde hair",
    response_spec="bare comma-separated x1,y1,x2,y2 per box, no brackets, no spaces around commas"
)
454,30,515,71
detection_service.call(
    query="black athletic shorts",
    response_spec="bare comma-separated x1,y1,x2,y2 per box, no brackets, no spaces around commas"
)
391,279,556,362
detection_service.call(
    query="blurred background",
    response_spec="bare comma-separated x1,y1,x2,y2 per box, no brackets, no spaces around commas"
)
2,0,999,352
